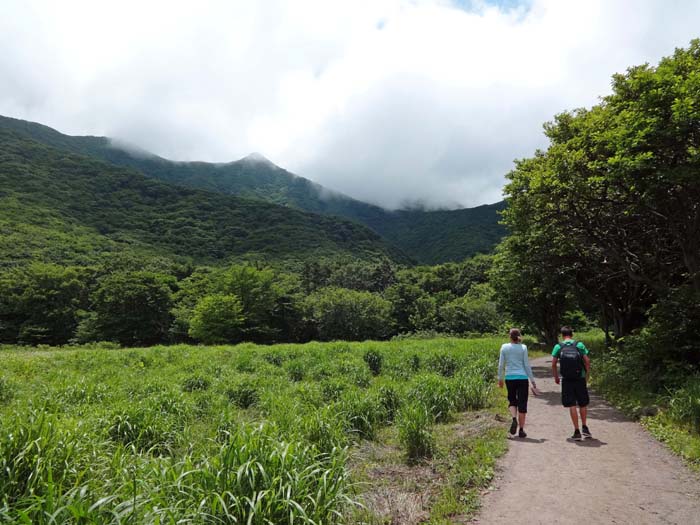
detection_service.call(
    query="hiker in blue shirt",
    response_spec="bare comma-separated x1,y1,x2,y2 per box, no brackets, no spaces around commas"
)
498,328,537,438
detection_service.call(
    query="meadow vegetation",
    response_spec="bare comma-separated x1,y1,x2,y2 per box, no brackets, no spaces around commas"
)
0,337,507,523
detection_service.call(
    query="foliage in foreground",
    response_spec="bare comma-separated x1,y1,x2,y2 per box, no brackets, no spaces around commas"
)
592,332,700,468
0,337,501,523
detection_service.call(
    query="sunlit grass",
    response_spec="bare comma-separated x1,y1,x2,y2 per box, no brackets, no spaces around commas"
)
0,336,505,522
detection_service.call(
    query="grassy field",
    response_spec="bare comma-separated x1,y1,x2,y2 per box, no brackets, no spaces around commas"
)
0,336,509,524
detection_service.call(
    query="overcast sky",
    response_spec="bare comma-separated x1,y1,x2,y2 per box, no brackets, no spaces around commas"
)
2,1,699,209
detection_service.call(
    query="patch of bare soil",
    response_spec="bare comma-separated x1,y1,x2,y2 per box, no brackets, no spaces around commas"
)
351,411,501,524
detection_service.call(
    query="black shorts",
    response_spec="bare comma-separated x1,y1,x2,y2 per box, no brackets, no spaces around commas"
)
561,377,589,407
505,379,529,413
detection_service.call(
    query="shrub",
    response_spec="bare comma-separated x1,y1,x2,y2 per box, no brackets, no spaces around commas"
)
409,374,454,422
340,391,386,441
377,383,402,422
286,360,305,382
668,378,700,434
426,353,459,377
397,403,434,461
182,375,210,392
191,424,352,523
107,408,176,454
0,376,15,404
452,371,492,411
304,287,394,341
226,379,259,409
188,294,245,344
363,349,383,376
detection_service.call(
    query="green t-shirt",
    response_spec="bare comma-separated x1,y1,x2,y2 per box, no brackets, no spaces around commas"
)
552,339,589,378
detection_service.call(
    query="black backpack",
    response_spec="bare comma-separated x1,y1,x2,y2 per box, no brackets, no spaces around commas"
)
558,340,583,380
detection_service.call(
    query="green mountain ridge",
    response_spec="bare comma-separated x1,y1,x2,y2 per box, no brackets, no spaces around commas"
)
0,128,410,267
0,115,506,264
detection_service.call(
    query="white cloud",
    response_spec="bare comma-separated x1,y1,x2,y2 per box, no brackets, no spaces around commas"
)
1,0,699,208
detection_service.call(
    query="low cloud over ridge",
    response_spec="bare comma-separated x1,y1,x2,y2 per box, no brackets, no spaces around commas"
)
2,0,700,209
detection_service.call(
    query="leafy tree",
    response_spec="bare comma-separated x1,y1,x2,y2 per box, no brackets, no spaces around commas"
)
170,267,216,341
498,41,700,341
81,271,174,346
439,295,500,335
384,281,424,333
0,264,87,345
489,237,572,346
189,294,245,344
217,265,283,342
409,295,439,332
304,287,394,341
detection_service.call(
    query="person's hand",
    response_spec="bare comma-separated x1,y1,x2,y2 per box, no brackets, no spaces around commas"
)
554,376,560,384
498,380,504,389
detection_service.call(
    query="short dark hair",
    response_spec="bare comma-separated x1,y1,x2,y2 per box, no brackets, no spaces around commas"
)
561,326,573,337
509,328,521,341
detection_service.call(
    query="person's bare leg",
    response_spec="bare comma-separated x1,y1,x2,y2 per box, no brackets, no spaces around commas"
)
569,406,579,429
580,406,587,426
509,405,517,418
518,412,526,429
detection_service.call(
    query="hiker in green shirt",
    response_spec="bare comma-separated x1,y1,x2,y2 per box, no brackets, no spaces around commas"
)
551,326,592,441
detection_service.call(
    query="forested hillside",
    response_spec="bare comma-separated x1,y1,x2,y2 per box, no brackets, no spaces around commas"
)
0,116,506,263
0,129,409,267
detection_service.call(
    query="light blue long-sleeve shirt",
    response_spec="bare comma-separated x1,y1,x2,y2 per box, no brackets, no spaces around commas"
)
498,343,535,381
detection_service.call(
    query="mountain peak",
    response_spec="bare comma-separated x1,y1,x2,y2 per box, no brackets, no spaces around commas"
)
241,152,273,165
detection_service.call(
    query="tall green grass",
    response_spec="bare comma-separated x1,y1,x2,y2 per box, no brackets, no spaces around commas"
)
0,336,503,521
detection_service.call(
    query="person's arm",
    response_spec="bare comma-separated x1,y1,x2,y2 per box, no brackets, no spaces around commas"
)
498,346,505,388
578,342,591,380
523,346,536,387
552,356,560,384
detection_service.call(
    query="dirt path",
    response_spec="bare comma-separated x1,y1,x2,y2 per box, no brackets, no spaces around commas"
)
475,357,700,525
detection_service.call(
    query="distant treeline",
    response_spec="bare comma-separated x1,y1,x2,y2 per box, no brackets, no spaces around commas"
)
0,255,530,347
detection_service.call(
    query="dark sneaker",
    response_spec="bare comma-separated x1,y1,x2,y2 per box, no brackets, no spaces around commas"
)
509,418,518,435
518,429,527,439
572,429,582,441
582,425,592,439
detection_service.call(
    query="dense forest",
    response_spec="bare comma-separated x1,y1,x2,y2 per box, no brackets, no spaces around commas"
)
490,41,700,415
0,255,515,346
0,116,506,264
0,130,409,267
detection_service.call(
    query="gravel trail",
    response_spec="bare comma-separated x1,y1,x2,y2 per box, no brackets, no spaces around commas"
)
475,357,700,525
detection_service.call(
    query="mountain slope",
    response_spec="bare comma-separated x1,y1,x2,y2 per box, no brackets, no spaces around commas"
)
0,115,506,263
0,128,410,267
